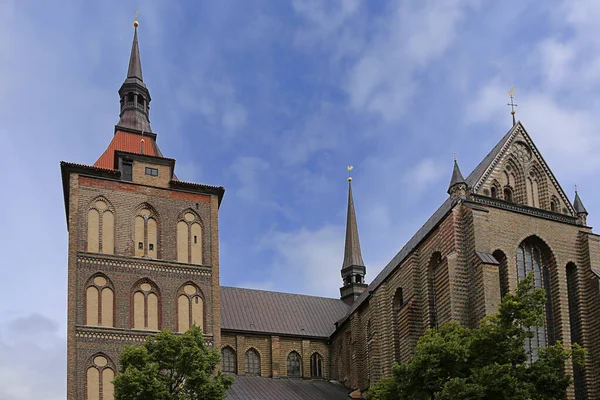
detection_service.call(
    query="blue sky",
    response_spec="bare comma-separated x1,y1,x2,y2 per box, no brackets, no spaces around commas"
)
2,0,600,398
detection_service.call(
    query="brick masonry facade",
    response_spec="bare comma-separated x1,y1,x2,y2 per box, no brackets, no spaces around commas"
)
329,123,600,399
64,162,223,400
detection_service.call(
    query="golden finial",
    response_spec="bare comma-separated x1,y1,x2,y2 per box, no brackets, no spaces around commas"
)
347,165,354,182
507,86,518,126
133,10,139,27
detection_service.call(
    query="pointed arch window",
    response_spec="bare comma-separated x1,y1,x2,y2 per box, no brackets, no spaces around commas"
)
86,354,114,400
86,275,114,327
567,263,586,399
310,353,323,378
245,348,261,376
134,208,158,259
516,238,555,362
550,196,560,213
132,280,160,330
287,351,302,377
493,250,509,299
87,199,114,254
221,346,237,374
427,253,442,329
177,211,203,265
177,283,204,333
503,187,513,203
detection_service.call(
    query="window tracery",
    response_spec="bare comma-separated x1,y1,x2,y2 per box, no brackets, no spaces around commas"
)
86,354,114,400
87,198,114,254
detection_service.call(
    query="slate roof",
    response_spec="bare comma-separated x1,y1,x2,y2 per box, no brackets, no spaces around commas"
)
447,160,466,191
574,192,588,214
225,375,351,400
341,122,520,323
475,251,500,265
220,286,349,338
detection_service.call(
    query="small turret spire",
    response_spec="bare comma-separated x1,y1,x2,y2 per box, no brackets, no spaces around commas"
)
117,15,153,133
448,159,466,191
574,189,588,214
340,166,367,305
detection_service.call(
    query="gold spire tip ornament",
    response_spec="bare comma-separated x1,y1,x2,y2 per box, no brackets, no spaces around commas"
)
347,165,354,182
133,10,139,27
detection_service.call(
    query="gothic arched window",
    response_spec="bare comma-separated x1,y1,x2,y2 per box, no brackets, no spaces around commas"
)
221,346,236,374
503,187,513,203
310,353,323,378
132,280,160,330
177,211,203,265
516,238,555,362
134,207,158,259
177,283,204,333
245,348,261,376
87,199,114,254
493,250,509,299
287,351,302,377
86,275,114,327
427,253,442,329
86,354,114,400
566,263,586,399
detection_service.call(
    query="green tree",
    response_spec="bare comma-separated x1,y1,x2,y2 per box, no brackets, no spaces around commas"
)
114,326,234,400
369,273,584,400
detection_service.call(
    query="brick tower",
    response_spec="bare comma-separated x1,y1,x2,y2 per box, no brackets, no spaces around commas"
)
61,21,224,400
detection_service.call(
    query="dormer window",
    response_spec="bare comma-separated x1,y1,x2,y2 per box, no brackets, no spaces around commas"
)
145,167,158,176
122,161,133,181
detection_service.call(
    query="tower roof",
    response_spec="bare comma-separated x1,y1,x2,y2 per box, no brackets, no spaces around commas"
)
342,181,365,269
127,25,143,81
447,159,466,192
574,191,588,215
117,23,152,133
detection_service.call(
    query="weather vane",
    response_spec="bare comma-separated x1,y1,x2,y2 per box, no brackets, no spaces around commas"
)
133,10,139,27
347,165,354,182
507,86,518,126
575,184,578,193
453,151,457,162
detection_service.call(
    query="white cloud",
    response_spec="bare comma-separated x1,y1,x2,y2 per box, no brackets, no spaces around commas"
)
345,0,479,121
265,225,345,297
0,314,66,400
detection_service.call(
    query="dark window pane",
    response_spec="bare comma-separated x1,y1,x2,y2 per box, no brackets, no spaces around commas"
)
222,347,236,373
287,351,301,377
245,349,260,375
145,167,158,176
122,162,133,182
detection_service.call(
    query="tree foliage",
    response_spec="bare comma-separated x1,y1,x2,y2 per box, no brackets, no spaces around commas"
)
114,326,234,400
369,273,584,400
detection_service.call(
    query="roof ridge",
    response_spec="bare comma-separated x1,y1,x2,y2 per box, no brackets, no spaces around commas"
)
220,286,347,302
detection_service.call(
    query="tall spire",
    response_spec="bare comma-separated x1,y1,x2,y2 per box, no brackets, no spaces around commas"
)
117,18,153,133
127,22,143,81
340,167,367,306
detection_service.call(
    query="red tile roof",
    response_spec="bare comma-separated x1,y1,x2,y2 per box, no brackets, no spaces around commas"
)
94,130,158,169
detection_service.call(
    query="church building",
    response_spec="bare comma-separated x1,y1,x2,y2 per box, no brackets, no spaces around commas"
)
62,23,600,400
